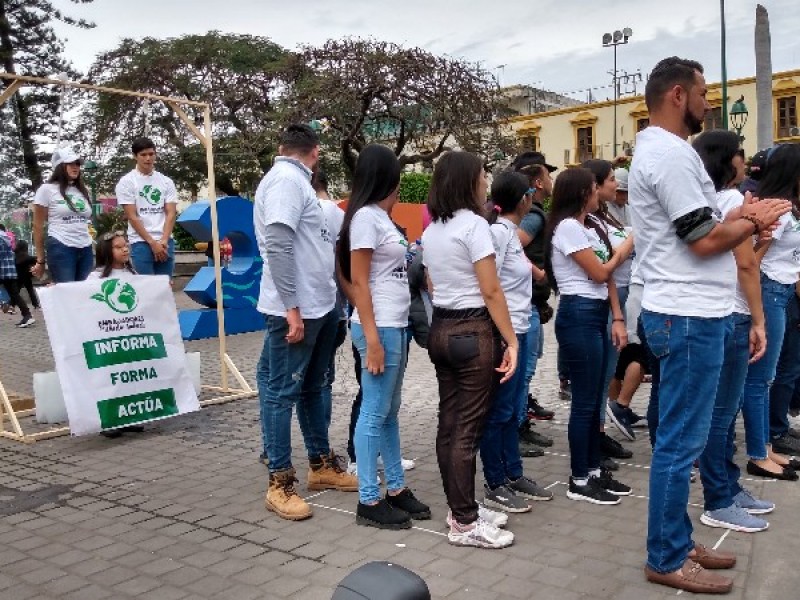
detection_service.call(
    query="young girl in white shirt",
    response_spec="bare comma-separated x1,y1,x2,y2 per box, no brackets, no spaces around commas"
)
423,151,518,549
545,167,633,505
337,144,430,530
479,171,554,514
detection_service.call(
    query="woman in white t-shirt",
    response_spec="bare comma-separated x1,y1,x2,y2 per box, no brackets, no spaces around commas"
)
422,151,518,550
545,167,633,506
337,145,430,531
478,171,554,513
692,130,776,531
743,144,800,478
31,148,94,283
582,159,635,449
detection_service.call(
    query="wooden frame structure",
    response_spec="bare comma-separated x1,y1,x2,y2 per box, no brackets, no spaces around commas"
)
0,73,256,443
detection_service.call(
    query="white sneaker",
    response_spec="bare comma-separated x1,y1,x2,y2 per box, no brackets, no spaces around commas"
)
448,517,514,549
376,456,416,471
446,506,508,529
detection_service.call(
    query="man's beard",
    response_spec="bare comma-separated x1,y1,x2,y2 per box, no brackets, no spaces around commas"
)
684,105,704,135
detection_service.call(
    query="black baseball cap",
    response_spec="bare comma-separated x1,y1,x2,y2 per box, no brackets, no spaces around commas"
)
511,151,557,173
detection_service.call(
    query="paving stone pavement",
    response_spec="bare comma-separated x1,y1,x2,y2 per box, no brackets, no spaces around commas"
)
0,292,798,599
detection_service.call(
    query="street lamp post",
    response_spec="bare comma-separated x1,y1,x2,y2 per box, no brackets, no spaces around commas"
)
83,159,100,216
602,28,633,157
730,95,749,144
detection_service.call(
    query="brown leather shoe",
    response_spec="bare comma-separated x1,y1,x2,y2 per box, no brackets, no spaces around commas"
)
645,559,733,594
689,543,737,569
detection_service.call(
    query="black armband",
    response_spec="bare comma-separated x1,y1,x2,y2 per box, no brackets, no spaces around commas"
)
673,207,715,242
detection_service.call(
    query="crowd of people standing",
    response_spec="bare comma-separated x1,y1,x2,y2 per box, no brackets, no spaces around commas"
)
253,55,800,596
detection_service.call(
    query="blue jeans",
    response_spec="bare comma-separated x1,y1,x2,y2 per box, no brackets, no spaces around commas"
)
641,310,730,574
321,320,348,429
742,274,795,459
555,295,611,478
770,295,800,439
130,238,176,277
521,308,543,426
600,285,629,424
481,332,528,488
637,317,661,449
699,313,750,511
257,309,339,472
45,237,93,283
351,323,407,504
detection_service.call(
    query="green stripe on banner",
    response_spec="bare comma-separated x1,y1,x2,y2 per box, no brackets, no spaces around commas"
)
97,388,178,429
83,333,167,369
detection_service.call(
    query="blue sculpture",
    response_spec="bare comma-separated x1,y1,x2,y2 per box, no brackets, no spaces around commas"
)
177,196,265,340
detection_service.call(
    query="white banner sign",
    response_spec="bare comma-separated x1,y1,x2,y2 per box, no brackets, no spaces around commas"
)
39,275,200,435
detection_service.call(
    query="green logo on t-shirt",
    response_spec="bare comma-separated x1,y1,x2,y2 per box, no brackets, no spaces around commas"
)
139,185,163,205
59,194,87,212
594,248,610,263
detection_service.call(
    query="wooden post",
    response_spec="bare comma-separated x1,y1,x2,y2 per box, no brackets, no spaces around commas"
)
203,105,229,392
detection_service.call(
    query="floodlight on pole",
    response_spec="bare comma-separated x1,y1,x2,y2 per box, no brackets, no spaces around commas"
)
602,27,633,157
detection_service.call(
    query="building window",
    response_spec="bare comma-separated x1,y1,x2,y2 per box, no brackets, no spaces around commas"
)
777,96,798,138
703,107,723,131
577,127,593,162
636,118,650,132
520,135,538,152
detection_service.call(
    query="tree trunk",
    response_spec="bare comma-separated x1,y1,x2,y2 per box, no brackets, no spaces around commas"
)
755,4,773,150
0,0,43,189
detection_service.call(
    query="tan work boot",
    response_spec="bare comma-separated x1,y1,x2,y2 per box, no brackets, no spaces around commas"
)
308,451,358,491
265,468,312,521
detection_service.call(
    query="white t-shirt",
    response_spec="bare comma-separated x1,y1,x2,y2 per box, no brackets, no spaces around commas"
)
33,183,92,248
320,199,345,243
551,217,610,300
115,170,178,245
713,189,751,315
762,211,800,285
602,218,633,289
422,209,495,310
254,157,335,319
628,126,736,317
349,205,410,329
491,218,532,334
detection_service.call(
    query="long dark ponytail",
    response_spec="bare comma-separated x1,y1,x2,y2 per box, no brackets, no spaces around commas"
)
337,144,402,282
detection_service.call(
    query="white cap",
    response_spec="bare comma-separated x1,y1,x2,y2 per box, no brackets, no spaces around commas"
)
51,147,82,169
614,167,629,191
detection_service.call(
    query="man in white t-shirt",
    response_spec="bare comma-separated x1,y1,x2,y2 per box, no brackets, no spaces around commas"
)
254,124,356,522
115,138,178,278
629,57,790,595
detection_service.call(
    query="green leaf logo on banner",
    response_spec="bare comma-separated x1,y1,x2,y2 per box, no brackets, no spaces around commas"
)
90,279,139,314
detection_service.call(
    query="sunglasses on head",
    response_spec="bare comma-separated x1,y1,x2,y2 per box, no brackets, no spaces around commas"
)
101,230,127,241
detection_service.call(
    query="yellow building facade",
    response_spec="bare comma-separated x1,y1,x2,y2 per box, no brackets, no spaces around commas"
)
507,69,800,170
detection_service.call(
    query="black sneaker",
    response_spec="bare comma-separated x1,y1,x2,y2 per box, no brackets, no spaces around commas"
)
356,499,412,530
606,401,636,441
566,477,620,505
519,421,553,447
558,379,572,399
628,408,647,428
594,470,632,496
506,476,553,501
600,432,633,459
519,442,545,457
386,488,431,520
772,433,800,456
600,457,619,471
527,394,555,421
16,316,35,328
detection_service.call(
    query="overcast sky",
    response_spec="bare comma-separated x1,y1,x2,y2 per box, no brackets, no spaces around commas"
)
51,0,800,102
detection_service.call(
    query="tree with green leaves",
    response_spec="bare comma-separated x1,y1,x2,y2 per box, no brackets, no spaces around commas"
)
85,32,290,198
0,0,94,205
284,38,516,177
